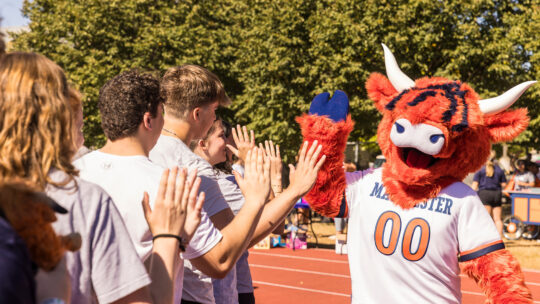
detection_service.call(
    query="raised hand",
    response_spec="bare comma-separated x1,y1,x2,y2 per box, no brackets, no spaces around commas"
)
262,140,283,195
142,167,204,243
227,125,255,165
288,141,326,196
234,147,271,207
309,90,349,122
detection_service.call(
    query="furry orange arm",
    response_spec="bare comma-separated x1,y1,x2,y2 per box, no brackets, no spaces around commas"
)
461,249,532,303
296,114,354,217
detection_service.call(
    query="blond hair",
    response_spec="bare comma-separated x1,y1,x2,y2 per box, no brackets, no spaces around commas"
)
161,64,231,118
485,159,494,177
0,52,77,188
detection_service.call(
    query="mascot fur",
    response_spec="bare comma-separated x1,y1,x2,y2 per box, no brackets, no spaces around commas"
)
297,44,536,303
0,181,80,271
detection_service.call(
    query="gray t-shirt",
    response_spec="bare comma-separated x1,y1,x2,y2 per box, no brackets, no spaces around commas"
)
47,170,151,304
212,170,254,301
150,135,230,304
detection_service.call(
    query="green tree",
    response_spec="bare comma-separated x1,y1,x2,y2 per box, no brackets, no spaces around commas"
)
13,0,539,161
13,0,241,147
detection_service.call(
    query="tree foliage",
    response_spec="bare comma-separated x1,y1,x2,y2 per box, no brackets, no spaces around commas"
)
13,0,540,161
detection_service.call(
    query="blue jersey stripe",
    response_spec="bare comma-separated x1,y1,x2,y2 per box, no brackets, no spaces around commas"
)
458,242,505,262
336,193,347,218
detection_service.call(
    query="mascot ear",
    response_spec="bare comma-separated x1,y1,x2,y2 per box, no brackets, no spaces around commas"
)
365,73,398,113
484,108,529,143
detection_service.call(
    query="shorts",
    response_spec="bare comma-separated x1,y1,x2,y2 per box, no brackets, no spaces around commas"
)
478,189,502,208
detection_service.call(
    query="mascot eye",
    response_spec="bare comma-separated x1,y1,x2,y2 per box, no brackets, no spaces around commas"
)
430,134,444,143
395,122,405,133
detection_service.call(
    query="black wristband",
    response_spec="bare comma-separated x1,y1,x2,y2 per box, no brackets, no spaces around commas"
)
152,234,186,252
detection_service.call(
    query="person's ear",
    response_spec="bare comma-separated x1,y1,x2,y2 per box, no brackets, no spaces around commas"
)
192,107,201,122
143,112,152,130
198,139,208,151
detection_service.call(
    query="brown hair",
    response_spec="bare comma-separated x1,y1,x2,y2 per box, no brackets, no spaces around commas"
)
0,52,77,188
68,86,82,115
0,18,5,56
0,32,5,56
99,69,163,141
161,64,230,118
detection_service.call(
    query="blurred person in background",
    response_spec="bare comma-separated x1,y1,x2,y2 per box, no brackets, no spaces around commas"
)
526,161,540,187
514,159,535,191
472,155,507,236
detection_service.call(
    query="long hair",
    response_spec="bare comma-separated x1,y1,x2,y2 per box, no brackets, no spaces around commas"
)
485,159,494,178
0,52,77,188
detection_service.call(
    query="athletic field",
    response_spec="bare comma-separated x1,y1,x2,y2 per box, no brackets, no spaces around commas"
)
249,247,540,303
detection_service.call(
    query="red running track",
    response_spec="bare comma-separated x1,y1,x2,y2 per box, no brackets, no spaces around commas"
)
248,248,540,304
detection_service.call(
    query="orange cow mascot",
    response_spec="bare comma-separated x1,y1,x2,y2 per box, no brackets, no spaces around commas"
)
297,44,536,303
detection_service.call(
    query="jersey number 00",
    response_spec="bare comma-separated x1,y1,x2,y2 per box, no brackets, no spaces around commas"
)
374,211,430,261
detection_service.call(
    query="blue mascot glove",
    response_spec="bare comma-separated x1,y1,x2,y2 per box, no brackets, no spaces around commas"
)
308,90,349,123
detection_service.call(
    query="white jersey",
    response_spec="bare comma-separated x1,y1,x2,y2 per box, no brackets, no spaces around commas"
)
345,168,503,304
150,135,230,304
74,151,222,303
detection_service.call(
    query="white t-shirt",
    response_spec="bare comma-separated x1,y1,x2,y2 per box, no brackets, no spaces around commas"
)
150,135,230,303
514,171,535,191
344,168,503,304
74,151,222,303
47,170,151,304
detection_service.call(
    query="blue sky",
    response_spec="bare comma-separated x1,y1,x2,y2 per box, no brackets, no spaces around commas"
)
1,0,29,27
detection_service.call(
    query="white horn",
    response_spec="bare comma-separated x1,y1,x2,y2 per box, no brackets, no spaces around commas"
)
478,81,537,115
382,43,415,92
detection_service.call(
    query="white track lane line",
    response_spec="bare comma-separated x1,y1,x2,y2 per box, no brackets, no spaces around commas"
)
249,251,348,264
458,274,540,286
250,264,350,278
252,263,540,302
524,268,540,273
460,290,540,304
251,252,540,284
253,280,350,297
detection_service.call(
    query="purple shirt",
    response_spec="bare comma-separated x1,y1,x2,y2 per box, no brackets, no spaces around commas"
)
473,165,507,190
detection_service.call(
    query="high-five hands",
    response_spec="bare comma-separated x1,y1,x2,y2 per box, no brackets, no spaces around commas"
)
288,141,326,196
234,147,271,207
142,167,205,246
260,140,283,195
227,125,255,165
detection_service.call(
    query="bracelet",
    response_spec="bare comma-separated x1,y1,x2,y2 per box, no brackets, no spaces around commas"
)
41,299,65,304
153,234,186,252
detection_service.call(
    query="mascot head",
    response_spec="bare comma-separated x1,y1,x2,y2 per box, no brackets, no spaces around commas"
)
366,44,536,208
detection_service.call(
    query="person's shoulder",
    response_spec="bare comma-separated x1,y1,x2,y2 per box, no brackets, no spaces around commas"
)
73,150,101,169
345,167,376,188
150,135,191,166
441,181,477,201
47,172,114,212
135,156,165,174
153,135,185,155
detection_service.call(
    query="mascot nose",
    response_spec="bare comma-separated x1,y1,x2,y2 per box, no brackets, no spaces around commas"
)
390,118,445,155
